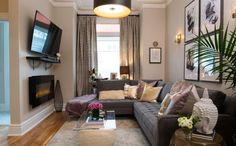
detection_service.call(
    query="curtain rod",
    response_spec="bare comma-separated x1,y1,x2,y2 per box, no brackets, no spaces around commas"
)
77,14,139,17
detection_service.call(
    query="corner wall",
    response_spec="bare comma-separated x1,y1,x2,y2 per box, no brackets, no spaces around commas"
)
140,7,166,80
166,0,236,95
52,6,77,103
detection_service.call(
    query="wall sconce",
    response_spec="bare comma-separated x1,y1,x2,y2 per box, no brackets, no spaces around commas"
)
233,9,236,18
175,33,182,44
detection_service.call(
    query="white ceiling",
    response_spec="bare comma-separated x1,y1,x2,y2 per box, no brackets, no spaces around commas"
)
54,0,168,10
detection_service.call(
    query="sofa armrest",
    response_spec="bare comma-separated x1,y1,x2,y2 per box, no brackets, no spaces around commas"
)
157,115,179,146
216,114,236,146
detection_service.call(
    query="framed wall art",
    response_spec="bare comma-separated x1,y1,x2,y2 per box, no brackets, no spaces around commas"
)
184,42,199,81
184,0,199,43
149,47,161,64
200,0,223,34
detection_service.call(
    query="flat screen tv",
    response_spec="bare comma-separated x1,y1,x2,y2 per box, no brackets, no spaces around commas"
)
30,10,62,58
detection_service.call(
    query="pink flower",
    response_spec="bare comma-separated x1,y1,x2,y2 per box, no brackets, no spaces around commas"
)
88,101,103,110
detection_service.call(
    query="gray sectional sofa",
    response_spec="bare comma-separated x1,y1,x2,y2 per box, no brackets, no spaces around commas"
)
97,80,236,146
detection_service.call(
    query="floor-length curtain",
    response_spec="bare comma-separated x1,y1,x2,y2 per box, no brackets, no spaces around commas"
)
120,16,140,80
76,16,97,96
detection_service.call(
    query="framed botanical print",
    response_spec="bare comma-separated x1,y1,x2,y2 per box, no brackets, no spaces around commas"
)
184,42,199,81
199,35,221,82
185,0,199,43
200,0,223,34
149,47,161,64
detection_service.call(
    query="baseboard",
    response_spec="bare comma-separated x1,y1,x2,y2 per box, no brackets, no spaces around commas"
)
8,104,54,136
62,103,66,112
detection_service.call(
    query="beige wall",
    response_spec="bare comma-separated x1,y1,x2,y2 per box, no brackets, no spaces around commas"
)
140,8,166,80
9,0,54,124
52,7,77,103
19,0,54,122
0,0,8,13
166,0,236,95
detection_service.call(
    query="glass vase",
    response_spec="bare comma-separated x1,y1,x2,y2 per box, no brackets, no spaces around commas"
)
182,128,192,141
92,109,100,120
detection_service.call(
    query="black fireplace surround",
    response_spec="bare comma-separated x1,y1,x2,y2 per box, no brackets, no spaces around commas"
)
29,75,54,108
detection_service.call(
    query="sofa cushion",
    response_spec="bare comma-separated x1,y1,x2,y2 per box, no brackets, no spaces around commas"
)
134,102,161,138
157,82,173,102
100,99,136,115
97,80,130,92
99,90,125,100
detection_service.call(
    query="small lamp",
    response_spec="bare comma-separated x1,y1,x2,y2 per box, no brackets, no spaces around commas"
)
233,9,236,18
120,66,129,80
175,33,182,44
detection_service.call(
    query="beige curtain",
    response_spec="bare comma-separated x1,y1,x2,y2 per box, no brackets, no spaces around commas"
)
120,16,140,80
76,16,97,96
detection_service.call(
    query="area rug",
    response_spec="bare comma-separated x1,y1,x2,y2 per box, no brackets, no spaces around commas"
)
46,118,150,146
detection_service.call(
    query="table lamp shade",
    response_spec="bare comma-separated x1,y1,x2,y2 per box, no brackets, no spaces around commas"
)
120,66,129,75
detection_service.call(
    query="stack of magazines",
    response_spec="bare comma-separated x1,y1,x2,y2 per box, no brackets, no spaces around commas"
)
192,130,216,141
85,116,104,125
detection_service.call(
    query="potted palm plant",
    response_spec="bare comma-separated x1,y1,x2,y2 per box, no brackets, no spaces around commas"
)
190,24,236,95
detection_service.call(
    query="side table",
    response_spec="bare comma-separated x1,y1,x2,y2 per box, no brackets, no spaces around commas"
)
169,129,226,146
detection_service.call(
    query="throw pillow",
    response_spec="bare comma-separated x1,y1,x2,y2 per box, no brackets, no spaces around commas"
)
140,85,162,102
123,83,138,99
164,85,200,115
99,90,125,100
170,80,192,95
158,93,172,116
137,80,157,99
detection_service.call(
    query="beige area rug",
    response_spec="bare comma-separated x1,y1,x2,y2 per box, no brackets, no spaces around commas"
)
46,118,150,146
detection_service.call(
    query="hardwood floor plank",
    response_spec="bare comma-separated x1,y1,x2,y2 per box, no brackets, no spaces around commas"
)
7,112,67,146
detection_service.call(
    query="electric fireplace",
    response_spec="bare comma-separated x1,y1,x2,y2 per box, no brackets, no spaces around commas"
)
29,75,54,108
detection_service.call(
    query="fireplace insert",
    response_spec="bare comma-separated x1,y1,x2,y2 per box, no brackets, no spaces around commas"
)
29,75,54,108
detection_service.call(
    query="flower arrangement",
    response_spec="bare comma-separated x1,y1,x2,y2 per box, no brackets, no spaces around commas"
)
56,53,61,61
88,101,103,110
88,101,103,120
177,115,200,140
89,68,97,82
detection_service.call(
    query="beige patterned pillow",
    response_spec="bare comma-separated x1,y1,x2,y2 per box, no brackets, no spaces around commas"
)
137,81,157,99
140,85,162,102
99,90,125,100
127,86,138,99
124,84,138,99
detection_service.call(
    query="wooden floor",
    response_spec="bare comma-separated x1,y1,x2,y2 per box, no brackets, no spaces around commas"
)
7,112,67,146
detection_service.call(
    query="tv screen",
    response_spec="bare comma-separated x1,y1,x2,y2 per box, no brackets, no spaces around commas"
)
30,11,62,58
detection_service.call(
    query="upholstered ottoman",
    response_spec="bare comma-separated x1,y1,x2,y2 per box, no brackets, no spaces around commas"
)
65,94,96,117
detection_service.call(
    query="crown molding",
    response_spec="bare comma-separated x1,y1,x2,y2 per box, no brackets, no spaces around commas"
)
166,0,173,6
49,0,77,10
141,4,166,9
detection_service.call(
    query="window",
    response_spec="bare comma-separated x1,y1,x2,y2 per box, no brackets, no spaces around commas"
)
96,24,120,79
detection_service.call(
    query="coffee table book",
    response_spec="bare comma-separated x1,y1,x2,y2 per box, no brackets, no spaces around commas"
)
85,116,104,125
192,130,216,141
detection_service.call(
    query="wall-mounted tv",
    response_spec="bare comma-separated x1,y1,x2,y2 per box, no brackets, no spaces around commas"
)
30,10,62,58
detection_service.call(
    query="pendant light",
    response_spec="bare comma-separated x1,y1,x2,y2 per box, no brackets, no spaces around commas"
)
94,0,131,18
